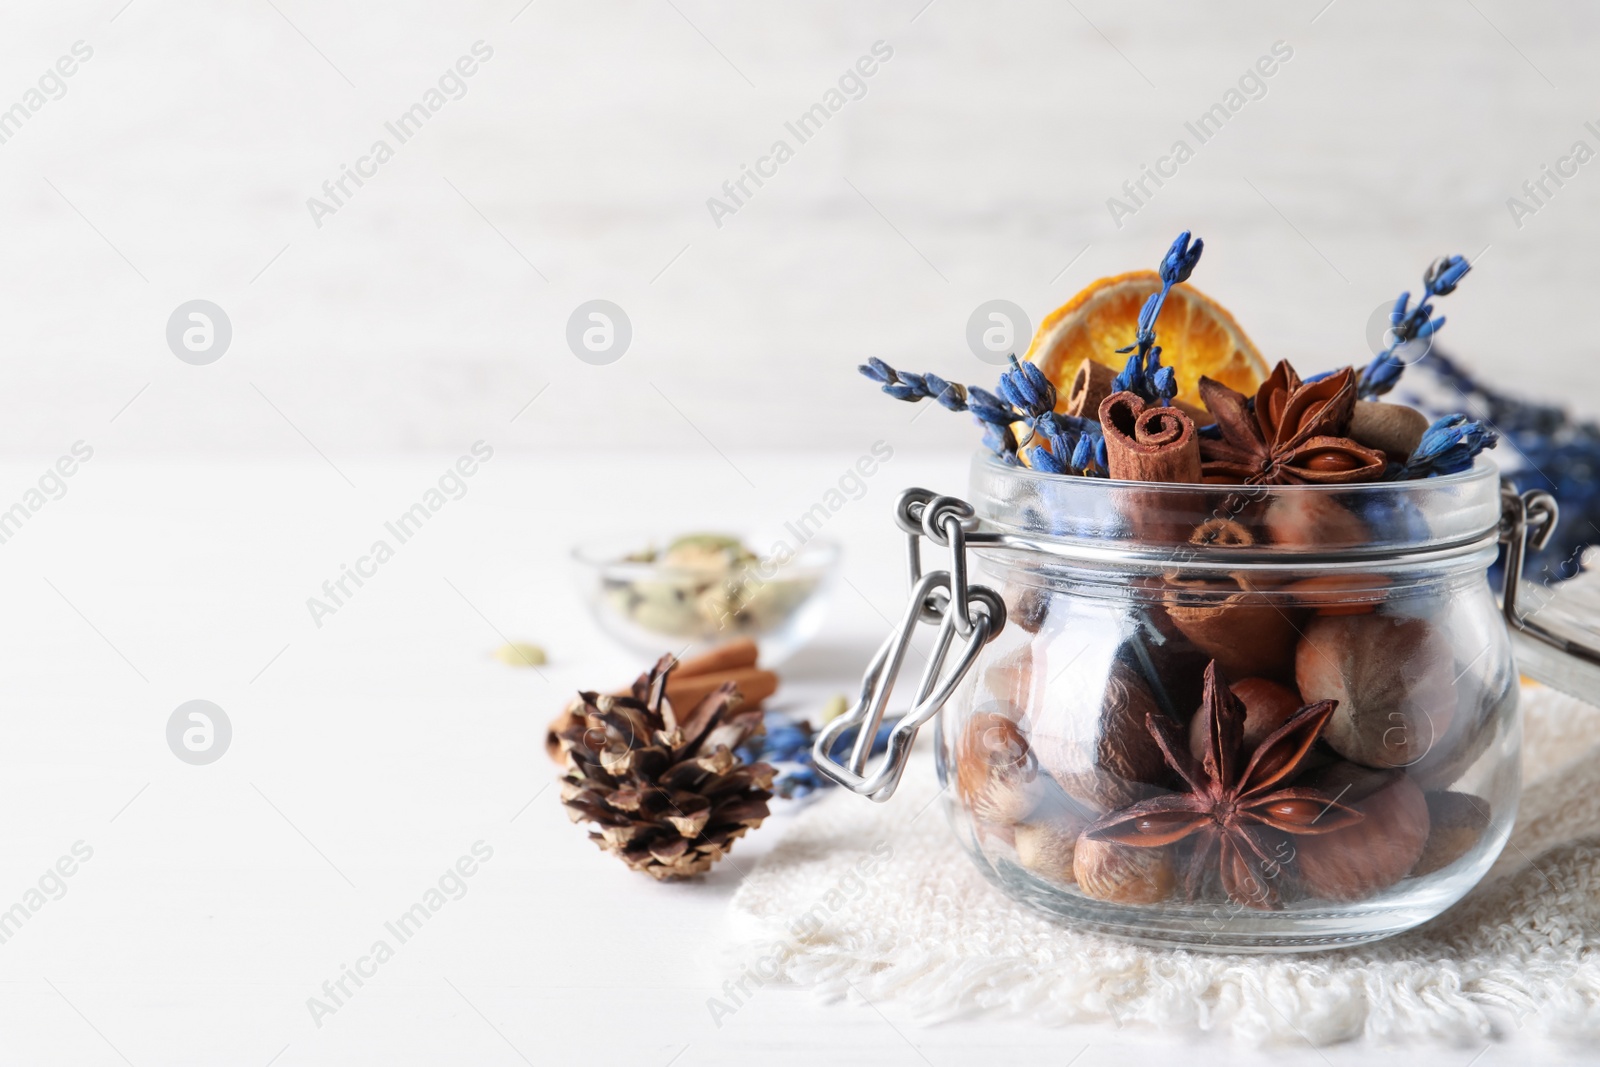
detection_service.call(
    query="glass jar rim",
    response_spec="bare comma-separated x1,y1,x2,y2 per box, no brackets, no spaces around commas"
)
968,452,1502,568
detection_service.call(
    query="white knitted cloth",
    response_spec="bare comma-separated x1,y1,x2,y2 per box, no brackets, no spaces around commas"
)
725,685,1600,1045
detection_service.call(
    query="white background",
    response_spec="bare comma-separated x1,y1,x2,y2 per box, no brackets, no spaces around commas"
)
0,2,1596,1065
1,0,1598,456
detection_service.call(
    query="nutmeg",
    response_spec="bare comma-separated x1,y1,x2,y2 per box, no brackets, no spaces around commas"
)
1280,574,1387,616
1188,676,1301,760
1408,656,1515,792
1411,791,1491,876
982,644,1039,717
1294,764,1429,902
1033,657,1169,811
1015,815,1088,885
1295,614,1456,769
1072,835,1175,904
1349,400,1429,460
954,711,1040,825
1263,490,1368,549
1005,584,1052,635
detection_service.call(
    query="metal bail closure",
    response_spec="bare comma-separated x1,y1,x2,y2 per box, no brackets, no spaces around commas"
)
812,488,1007,801
1499,480,1600,678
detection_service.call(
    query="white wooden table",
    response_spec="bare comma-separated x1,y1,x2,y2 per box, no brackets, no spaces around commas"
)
0,449,1589,1066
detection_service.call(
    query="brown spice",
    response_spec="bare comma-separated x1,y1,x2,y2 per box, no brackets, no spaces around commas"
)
1084,661,1361,909
955,711,1041,824
1198,362,1387,485
1073,835,1176,903
1033,657,1169,811
1349,400,1430,460
1293,763,1429,901
1295,614,1456,769
1263,490,1368,548
1015,814,1089,885
1066,357,1117,419
1164,576,1303,682
1412,791,1490,876
1187,676,1301,759
1099,391,1203,483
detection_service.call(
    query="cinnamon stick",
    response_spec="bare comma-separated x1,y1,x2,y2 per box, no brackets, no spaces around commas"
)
545,642,775,763
1066,358,1117,419
1173,399,1211,427
661,667,778,711
1099,392,1202,483
674,638,759,678
1163,578,1302,682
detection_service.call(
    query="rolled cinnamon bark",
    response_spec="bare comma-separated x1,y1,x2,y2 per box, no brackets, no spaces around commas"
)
661,667,779,711
1099,392,1202,483
1066,358,1118,419
1173,399,1211,426
545,641,774,762
675,638,759,678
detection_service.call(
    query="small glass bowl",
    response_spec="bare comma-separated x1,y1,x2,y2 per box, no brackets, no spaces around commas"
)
570,536,841,665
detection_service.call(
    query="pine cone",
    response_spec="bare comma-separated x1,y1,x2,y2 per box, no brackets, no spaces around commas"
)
556,654,775,880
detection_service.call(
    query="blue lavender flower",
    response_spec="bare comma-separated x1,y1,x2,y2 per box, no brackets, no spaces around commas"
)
738,710,897,800
997,354,1057,418
1425,253,1472,295
861,232,1201,470
857,358,1025,460
1159,229,1204,286
1350,254,1472,399
1415,351,1598,581
1026,445,1068,474
1387,414,1498,479
1070,432,1100,473
1113,231,1204,405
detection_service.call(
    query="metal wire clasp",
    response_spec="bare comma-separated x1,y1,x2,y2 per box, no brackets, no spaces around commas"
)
812,488,1007,801
1499,480,1600,670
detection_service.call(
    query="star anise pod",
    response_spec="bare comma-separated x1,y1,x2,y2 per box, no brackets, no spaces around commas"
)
1083,661,1362,909
1198,361,1386,485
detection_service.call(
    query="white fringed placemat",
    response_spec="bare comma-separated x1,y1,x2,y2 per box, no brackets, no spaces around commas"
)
724,685,1600,1046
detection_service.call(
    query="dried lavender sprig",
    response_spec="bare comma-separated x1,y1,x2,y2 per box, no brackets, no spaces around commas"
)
1113,230,1202,405
1413,352,1597,581
1025,412,1106,476
1385,414,1497,479
738,711,895,800
859,357,1020,428
1111,345,1180,406
1345,254,1471,400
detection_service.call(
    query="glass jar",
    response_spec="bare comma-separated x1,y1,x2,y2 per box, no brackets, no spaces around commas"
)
816,455,1587,951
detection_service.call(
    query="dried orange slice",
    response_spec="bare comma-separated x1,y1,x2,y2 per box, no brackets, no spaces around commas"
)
1025,270,1268,413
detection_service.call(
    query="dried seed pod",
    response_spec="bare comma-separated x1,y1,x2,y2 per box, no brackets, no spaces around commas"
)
1295,614,1456,769
1293,764,1429,902
1187,676,1301,760
1033,658,1169,811
955,711,1040,825
1073,835,1175,904
1412,791,1491,876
